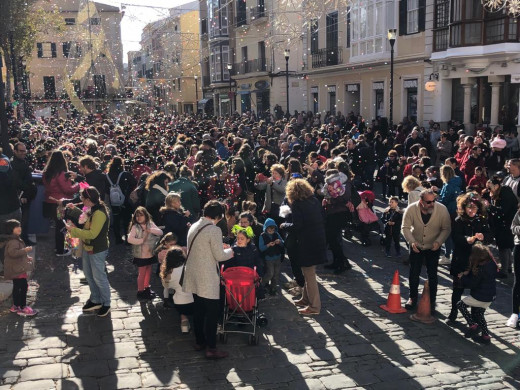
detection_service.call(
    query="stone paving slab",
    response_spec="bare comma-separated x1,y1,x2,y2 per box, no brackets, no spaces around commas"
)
0,224,520,389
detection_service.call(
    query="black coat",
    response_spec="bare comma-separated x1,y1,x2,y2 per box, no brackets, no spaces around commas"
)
489,186,518,249
450,215,492,276
287,196,327,267
160,209,190,247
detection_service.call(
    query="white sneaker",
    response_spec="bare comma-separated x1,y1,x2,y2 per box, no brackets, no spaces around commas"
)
439,256,451,265
506,313,519,328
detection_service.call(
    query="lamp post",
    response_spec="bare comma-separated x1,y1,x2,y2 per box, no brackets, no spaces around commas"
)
194,75,198,113
284,49,290,117
227,63,233,116
387,29,396,130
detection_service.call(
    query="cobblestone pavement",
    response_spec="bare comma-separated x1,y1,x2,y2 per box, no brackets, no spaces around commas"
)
1,217,520,390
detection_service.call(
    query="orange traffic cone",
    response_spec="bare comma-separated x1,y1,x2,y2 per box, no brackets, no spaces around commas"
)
380,270,407,314
410,281,436,324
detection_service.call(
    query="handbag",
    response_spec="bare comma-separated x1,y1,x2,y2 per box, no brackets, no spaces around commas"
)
358,207,379,224
179,224,211,286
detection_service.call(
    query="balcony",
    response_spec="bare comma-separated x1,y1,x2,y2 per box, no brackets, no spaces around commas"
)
233,58,268,75
311,47,343,68
250,5,266,23
433,14,519,52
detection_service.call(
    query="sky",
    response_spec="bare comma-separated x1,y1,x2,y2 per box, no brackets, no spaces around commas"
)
98,0,194,62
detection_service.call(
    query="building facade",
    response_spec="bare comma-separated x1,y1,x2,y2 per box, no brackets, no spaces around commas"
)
303,0,429,126
27,0,125,117
199,0,306,117
427,0,520,132
133,2,201,115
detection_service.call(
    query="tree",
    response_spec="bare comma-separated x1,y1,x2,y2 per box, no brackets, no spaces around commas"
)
0,0,64,156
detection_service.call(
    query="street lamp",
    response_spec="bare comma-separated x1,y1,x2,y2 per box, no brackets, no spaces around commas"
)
387,29,396,130
194,75,198,112
284,49,290,117
227,63,233,116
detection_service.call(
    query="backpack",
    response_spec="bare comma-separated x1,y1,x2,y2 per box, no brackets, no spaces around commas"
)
107,172,125,207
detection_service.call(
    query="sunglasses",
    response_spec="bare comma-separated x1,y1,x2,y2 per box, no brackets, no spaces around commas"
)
423,200,435,205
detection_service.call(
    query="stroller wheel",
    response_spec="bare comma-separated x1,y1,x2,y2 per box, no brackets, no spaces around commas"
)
219,333,228,344
248,334,260,345
257,314,268,327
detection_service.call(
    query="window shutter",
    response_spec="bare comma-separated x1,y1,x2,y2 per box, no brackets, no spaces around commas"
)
399,0,407,36
51,43,57,58
37,43,43,58
418,0,426,32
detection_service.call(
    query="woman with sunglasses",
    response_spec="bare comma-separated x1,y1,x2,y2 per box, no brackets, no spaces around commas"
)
447,192,491,324
65,187,112,317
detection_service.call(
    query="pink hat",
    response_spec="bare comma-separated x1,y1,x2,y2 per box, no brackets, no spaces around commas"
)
490,138,506,149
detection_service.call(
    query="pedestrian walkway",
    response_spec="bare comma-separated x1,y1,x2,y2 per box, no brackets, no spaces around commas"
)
0,227,519,389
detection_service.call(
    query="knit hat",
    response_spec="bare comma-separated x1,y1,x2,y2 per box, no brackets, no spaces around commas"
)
490,138,506,150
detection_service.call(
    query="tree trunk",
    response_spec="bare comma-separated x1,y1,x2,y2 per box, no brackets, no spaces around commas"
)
0,52,11,157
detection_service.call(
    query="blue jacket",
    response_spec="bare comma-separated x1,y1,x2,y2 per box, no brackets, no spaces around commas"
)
439,176,462,215
259,218,285,261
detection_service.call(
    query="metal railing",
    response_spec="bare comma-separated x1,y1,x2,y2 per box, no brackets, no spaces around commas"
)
233,58,268,74
311,47,343,68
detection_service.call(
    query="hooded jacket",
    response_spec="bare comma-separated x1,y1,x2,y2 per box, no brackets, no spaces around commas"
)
1,234,32,280
259,218,285,261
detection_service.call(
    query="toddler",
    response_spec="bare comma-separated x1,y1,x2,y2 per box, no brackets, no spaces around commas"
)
128,207,163,300
259,218,285,295
457,244,497,344
1,220,37,316
381,197,403,257
160,247,194,333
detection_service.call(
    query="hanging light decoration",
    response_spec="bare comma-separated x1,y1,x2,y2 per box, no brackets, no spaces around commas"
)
482,0,520,15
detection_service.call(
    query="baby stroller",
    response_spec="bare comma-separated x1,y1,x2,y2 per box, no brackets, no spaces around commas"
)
219,265,261,345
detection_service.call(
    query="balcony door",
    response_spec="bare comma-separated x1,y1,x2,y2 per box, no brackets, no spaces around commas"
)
326,11,339,65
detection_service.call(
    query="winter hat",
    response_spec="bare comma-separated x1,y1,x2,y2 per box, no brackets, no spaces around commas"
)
325,173,341,184
490,138,506,150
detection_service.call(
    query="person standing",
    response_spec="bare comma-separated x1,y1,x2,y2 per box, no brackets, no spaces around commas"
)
65,187,112,317
401,189,452,312
11,142,36,245
182,201,234,359
283,179,328,315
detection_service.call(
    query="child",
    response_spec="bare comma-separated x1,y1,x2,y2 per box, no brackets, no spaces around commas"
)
155,232,178,306
159,192,190,247
225,226,264,275
160,247,194,333
356,190,379,246
467,166,487,194
259,218,285,295
381,197,403,257
128,206,163,300
238,211,263,247
1,220,36,316
457,244,497,344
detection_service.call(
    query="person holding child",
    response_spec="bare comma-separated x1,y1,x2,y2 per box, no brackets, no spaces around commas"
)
457,244,497,344
65,186,112,317
259,218,285,295
1,219,36,317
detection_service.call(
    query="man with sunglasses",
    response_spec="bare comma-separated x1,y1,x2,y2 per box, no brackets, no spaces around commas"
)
402,189,451,312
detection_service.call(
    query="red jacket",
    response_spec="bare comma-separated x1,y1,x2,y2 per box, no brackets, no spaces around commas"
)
43,171,79,203
467,175,487,194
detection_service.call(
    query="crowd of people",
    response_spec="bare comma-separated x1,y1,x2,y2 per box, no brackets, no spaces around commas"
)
1,109,520,354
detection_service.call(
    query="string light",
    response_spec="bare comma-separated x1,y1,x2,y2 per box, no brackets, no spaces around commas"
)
482,0,520,15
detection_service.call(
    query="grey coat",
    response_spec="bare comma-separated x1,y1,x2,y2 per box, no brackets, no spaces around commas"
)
182,217,233,299
255,178,287,213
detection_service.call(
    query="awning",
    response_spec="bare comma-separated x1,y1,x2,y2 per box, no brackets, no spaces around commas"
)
197,98,212,108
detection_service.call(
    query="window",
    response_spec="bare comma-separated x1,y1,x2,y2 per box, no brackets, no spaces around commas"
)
208,0,229,38
237,0,247,27
63,42,71,57
210,44,230,83
350,0,391,60
65,18,76,25
90,18,101,25
72,80,81,96
346,7,351,48
177,78,182,91
43,76,56,99
328,86,336,115
399,0,425,35
407,0,419,34
93,75,106,98
37,42,56,58
433,0,450,51
326,12,339,49
310,19,318,54
311,86,319,113
258,42,266,70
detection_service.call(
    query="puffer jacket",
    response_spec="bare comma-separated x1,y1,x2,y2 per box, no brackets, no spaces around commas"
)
1,235,32,280
43,171,79,203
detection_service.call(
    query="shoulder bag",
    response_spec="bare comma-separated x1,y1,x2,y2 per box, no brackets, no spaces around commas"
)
179,224,211,286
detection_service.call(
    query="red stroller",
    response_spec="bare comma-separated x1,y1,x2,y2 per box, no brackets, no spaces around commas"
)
219,265,261,345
